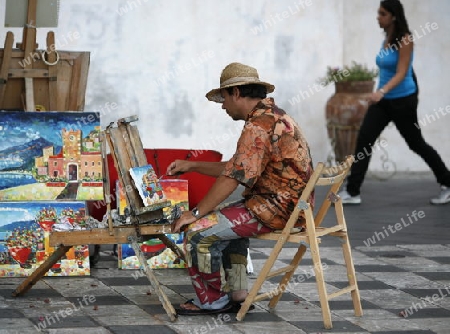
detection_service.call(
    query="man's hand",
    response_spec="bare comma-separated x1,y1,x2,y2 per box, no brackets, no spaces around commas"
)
166,160,192,176
171,211,197,233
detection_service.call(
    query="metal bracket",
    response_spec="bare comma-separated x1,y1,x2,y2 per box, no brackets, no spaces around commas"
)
328,191,340,203
297,200,309,210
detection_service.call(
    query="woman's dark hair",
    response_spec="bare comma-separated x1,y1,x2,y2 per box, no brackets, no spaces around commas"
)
225,84,267,99
380,0,419,95
380,0,411,46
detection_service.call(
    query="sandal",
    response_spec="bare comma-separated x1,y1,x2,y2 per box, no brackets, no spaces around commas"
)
175,299,233,316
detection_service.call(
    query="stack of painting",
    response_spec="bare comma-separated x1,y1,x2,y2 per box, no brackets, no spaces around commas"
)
0,111,104,277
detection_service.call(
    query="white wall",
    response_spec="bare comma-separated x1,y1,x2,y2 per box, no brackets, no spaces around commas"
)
0,0,448,173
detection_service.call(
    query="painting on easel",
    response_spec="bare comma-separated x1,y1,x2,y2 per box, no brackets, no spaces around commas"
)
0,201,90,277
0,111,104,201
117,179,188,269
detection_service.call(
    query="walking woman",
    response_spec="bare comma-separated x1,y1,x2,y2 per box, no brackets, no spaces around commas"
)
339,0,450,205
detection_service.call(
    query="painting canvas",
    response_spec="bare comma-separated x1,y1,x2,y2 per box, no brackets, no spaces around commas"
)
0,201,90,277
118,179,188,269
0,111,104,201
129,164,167,208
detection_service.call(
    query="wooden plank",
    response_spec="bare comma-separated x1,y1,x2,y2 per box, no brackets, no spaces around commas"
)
56,57,72,110
100,131,114,235
49,225,173,246
24,77,35,111
129,236,177,321
0,32,14,106
75,52,90,111
18,0,38,51
109,127,144,212
46,31,58,110
27,0,38,26
0,49,79,61
8,68,49,78
68,51,81,110
117,122,140,168
22,15,37,111
124,124,147,166
12,246,72,297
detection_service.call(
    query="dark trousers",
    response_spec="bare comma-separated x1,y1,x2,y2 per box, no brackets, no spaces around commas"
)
346,93,450,196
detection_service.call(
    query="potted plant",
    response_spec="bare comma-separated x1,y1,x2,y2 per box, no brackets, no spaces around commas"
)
320,61,378,87
321,61,378,163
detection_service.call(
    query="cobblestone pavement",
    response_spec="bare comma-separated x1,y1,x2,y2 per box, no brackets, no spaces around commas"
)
0,177,449,334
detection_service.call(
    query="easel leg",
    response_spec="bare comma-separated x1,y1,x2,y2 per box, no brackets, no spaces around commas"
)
156,234,186,263
12,245,72,297
129,236,177,322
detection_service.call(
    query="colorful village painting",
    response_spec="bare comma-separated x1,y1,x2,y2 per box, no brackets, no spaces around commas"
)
118,179,188,269
0,111,104,201
0,201,90,277
129,164,167,208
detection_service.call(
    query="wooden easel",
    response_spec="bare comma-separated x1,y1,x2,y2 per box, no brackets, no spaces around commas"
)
12,116,187,322
1,0,41,111
0,0,88,111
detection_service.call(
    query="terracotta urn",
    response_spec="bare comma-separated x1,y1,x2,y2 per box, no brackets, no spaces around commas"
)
325,81,375,163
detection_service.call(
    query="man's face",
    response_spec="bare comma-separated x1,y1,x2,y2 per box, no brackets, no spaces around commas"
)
220,88,240,120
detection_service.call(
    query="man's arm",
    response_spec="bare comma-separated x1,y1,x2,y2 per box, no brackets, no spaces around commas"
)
166,160,228,178
171,175,239,233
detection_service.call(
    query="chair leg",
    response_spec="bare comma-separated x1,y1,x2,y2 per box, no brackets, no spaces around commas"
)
341,236,363,317
268,244,307,309
335,202,363,317
237,236,288,321
309,234,332,329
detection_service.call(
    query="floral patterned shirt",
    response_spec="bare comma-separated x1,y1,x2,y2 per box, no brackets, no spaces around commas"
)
222,98,314,229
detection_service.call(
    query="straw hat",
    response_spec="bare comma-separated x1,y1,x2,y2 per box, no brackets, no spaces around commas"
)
206,62,275,103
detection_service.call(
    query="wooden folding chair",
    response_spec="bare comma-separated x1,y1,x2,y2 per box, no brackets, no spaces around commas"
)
237,156,362,329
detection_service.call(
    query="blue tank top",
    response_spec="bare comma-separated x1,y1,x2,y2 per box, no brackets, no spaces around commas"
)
376,41,416,99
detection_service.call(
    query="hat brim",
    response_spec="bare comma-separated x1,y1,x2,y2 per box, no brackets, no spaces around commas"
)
206,81,275,103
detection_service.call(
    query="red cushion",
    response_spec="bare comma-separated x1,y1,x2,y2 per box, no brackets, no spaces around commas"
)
87,148,222,221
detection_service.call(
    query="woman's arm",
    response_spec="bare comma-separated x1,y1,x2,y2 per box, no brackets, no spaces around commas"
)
381,35,414,93
371,35,414,103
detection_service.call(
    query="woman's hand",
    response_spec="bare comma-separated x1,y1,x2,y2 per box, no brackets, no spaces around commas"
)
171,211,196,233
368,90,385,104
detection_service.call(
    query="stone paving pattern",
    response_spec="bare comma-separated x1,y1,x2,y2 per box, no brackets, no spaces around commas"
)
0,177,449,334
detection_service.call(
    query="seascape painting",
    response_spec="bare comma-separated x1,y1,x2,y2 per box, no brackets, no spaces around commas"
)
0,111,104,201
0,201,90,277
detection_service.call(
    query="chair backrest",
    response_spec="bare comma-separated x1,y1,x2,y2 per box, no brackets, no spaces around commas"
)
313,155,354,228
283,155,354,231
